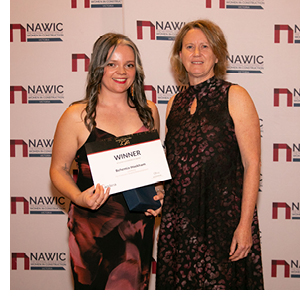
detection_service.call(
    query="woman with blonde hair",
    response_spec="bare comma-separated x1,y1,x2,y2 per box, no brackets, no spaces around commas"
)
156,20,264,290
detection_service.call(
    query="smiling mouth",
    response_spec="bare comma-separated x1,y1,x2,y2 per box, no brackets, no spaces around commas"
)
113,78,127,83
192,61,203,64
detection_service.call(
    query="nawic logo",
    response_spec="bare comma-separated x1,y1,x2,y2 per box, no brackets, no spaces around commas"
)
12,252,67,271
144,84,186,104
272,202,300,220
273,143,300,162
11,196,66,215
72,54,90,72
10,139,53,157
271,260,300,278
274,24,300,44
137,20,185,41
10,23,63,42
71,0,122,8
227,54,264,74
274,88,300,107
205,0,264,9
10,85,64,104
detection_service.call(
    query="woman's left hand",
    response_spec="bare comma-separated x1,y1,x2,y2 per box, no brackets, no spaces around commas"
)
144,189,164,217
229,224,253,261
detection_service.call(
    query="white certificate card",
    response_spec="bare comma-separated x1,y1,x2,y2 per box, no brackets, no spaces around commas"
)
85,130,171,194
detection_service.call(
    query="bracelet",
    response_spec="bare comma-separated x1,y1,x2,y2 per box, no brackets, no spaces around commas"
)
155,188,165,196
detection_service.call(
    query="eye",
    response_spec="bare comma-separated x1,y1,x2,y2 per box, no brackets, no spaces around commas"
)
186,44,194,50
107,62,115,67
126,63,135,68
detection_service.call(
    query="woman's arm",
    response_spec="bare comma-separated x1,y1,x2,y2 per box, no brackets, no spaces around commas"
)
228,85,261,261
49,104,110,210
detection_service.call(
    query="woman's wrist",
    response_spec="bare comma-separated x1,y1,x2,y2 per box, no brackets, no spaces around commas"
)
155,187,165,196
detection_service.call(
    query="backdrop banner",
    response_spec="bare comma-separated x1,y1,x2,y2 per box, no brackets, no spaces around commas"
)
10,0,300,290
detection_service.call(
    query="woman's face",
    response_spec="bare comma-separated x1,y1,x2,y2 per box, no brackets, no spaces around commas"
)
101,44,136,95
179,28,218,85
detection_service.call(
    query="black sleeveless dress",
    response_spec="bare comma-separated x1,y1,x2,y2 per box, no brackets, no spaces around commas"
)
156,76,264,290
67,126,155,290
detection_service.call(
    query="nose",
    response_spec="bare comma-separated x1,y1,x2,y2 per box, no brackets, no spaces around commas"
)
194,47,201,56
117,65,126,74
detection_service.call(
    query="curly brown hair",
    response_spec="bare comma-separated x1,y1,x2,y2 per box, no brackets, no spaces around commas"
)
74,33,154,132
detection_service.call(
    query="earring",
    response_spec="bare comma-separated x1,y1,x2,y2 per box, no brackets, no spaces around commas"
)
131,84,134,99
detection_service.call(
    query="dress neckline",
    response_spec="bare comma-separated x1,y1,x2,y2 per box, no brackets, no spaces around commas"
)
189,76,216,92
76,125,147,155
94,125,147,137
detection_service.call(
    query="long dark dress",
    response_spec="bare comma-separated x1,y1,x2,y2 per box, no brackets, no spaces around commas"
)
68,126,155,290
156,76,264,290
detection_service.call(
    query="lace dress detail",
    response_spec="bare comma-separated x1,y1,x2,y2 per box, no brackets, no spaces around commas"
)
156,77,263,290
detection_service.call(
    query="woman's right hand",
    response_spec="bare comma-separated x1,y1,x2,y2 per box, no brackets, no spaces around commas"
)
77,184,110,210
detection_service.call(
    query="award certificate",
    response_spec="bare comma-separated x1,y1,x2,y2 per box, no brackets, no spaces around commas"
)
85,130,171,195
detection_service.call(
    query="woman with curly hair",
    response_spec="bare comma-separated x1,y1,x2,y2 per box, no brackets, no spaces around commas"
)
50,33,163,289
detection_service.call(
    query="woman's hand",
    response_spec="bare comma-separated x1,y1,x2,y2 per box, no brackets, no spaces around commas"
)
144,189,164,217
76,184,110,210
229,223,253,261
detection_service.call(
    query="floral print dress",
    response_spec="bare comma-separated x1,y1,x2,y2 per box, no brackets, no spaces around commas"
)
68,126,155,290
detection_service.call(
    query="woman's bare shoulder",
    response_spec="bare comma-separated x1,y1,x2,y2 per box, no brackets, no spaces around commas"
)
61,102,87,124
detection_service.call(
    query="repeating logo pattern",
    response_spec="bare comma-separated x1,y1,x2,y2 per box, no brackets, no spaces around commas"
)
11,196,67,215
10,0,300,290
227,54,264,74
71,0,122,8
272,202,300,220
10,139,53,157
274,24,300,44
271,260,300,278
205,0,264,9
10,85,64,104
10,23,64,42
137,20,185,40
273,144,300,162
12,252,67,271
274,88,300,107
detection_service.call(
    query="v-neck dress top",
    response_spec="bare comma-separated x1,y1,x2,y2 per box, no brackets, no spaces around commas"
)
67,125,155,290
156,76,264,289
